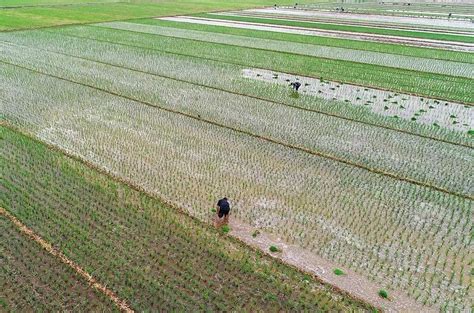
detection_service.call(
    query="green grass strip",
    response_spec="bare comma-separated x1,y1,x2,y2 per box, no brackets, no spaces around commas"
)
194,13,474,44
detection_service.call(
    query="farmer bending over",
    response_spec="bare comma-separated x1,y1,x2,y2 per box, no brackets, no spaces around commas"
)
290,81,301,91
216,197,231,225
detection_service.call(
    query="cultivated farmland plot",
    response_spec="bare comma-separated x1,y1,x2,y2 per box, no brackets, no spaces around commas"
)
0,1,473,312
0,59,472,310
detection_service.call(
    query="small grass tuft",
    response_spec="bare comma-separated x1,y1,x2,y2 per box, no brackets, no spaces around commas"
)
378,289,389,299
269,245,279,253
221,225,230,234
333,268,344,276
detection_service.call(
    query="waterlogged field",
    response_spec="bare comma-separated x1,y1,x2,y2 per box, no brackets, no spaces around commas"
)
0,1,473,312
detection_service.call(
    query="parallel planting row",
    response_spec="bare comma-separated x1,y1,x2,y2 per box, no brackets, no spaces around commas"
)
0,126,371,312
1,11,472,311
0,30,471,197
1,56,471,310
0,215,114,311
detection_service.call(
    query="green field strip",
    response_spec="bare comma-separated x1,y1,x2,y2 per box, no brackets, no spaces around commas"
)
95,21,474,79
0,0,121,7
1,57,472,201
135,18,474,64
0,125,372,312
198,13,474,43
1,29,472,148
33,26,474,103
1,63,471,311
0,211,116,312
0,0,302,31
0,1,125,9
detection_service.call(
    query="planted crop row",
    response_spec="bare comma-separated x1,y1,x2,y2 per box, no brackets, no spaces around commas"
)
1,61,471,310
0,126,371,312
30,25,473,103
0,44,472,198
95,21,474,79
0,215,115,311
1,29,471,148
134,18,474,64
196,13,474,43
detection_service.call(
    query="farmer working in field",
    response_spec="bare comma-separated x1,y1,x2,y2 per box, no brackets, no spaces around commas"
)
290,81,301,91
216,197,231,226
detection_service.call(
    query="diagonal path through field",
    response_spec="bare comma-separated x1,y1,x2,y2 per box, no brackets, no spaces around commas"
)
0,206,134,313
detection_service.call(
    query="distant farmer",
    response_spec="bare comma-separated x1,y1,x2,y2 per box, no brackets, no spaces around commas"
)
216,197,231,225
448,13,452,19
290,81,301,91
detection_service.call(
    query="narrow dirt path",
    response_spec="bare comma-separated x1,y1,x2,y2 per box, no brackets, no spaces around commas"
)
228,217,437,312
0,207,134,313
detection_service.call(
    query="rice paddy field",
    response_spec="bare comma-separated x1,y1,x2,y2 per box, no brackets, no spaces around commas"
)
0,0,473,312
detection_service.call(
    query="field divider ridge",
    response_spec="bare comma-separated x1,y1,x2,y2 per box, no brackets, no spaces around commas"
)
0,206,134,313
44,27,474,106
4,37,471,149
1,58,472,201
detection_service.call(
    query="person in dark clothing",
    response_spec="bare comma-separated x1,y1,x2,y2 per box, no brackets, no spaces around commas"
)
216,197,231,225
290,81,301,91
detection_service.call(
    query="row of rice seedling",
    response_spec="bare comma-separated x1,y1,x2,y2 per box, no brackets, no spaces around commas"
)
95,21,474,78
197,12,474,43
0,215,115,311
1,60,471,310
0,42,472,198
1,26,473,133
134,18,474,63
29,25,472,103
0,126,372,312
228,9,474,35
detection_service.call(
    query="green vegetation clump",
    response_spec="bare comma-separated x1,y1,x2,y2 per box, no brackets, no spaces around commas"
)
269,245,279,253
333,268,345,276
221,225,230,233
378,289,389,299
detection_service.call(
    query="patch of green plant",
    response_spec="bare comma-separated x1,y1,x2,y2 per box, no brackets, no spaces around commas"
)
378,289,389,299
221,225,230,234
269,245,279,253
290,92,300,99
333,268,344,276
252,230,260,238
